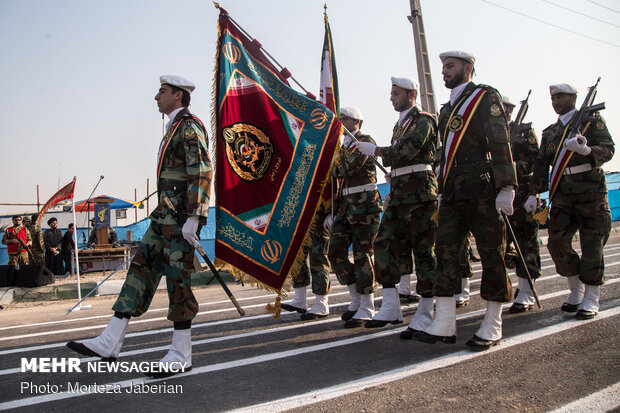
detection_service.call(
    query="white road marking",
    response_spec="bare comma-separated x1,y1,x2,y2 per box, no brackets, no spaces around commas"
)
1,304,617,411
227,306,620,413
548,381,620,413
4,242,618,332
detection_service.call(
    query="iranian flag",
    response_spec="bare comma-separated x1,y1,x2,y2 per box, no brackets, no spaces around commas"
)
320,11,339,116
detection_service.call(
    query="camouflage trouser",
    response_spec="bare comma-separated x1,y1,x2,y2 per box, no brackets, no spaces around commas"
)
507,197,542,280
548,192,611,286
434,197,512,302
291,208,331,295
328,211,380,294
113,220,198,322
456,233,473,279
30,250,45,266
374,200,437,296
8,251,29,268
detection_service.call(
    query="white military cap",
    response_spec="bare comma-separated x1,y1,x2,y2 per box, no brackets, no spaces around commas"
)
340,106,364,121
391,77,419,91
439,50,476,65
501,95,516,106
160,75,195,94
549,83,578,96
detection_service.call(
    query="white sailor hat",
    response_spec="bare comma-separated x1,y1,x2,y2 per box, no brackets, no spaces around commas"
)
501,95,516,107
391,77,419,91
160,75,196,94
340,106,364,121
439,51,476,66
549,83,578,96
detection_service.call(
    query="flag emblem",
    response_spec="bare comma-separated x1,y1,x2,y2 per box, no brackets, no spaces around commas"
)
310,108,328,129
223,122,274,181
261,240,283,264
223,42,241,63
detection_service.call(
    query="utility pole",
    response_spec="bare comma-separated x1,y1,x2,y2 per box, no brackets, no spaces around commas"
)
408,0,436,115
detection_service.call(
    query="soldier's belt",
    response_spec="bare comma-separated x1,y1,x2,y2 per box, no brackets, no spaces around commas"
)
342,183,378,196
563,164,593,175
453,152,491,167
389,164,432,177
159,181,188,192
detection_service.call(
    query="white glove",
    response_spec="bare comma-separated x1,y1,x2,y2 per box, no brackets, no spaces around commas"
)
437,194,442,208
323,215,334,231
524,195,537,214
342,134,353,147
385,173,392,186
182,215,200,248
434,165,441,176
495,186,515,215
564,134,591,156
351,141,377,156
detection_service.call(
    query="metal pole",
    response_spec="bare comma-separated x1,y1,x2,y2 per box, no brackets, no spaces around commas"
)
408,0,437,115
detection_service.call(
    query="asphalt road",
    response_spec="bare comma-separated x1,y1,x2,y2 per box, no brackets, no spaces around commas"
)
0,237,619,412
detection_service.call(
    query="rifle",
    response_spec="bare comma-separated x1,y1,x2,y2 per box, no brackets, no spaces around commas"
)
162,196,245,316
569,77,605,144
510,90,532,141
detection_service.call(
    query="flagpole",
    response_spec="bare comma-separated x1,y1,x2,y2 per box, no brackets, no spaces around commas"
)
70,177,91,312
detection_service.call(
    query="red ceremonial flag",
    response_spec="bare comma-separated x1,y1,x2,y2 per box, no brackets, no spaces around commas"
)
212,8,341,315
36,177,76,225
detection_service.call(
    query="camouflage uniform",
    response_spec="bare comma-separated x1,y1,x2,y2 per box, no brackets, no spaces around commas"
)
507,122,542,281
292,203,331,295
532,112,613,285
113,108,212,322
328,132,382,294
434,82,517,302
375,106,438,296
26,223,45,265
2,225,31,267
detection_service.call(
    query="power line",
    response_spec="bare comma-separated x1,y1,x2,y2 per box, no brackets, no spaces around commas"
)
587,0,620,14
543,0,620,28
482,0,620,48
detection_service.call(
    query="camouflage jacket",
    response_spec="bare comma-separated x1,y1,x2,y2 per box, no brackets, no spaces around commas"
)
27,224,45,253
509,121,539,200
152,108,213,225
331,132,382,215
532,111,613,196
381,106,438,205
437,82,517,201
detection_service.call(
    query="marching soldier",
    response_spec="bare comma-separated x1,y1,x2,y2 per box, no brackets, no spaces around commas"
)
68,75,213,377
24,215,45,265
525,83,613,319
501,95,542,313
352,77,438,332
2,216,31,268
327,106,382,327
280,204,332,320
414,51,517,350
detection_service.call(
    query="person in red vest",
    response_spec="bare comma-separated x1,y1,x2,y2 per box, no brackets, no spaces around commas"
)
2,216,31,268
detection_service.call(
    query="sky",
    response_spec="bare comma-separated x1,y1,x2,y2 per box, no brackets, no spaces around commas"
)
1,0,619,221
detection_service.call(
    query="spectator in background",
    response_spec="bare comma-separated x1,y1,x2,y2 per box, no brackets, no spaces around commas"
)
62,223,76,275
88,219,119,247
43,217,64,275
